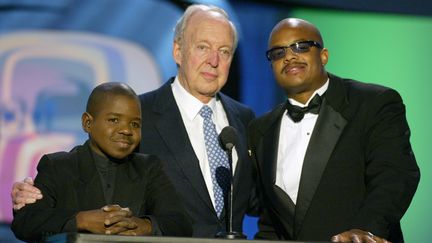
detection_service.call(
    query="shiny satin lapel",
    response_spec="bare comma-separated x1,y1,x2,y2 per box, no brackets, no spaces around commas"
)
257,103,286,189
153,83,215,214
260,104,296,239
294,96,347,236
261,117,280,188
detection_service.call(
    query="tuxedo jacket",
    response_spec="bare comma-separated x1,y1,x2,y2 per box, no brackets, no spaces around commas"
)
248,73,420,242
138,78,257,237
11,141,192,242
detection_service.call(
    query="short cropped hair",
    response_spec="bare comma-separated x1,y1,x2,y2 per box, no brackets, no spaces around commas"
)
86,82,139,116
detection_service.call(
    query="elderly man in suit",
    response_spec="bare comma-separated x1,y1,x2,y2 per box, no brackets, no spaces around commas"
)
248,18,420,243
137,4,256,237
12,4,257,238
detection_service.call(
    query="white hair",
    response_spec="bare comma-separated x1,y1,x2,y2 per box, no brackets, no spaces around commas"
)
173,4,238,51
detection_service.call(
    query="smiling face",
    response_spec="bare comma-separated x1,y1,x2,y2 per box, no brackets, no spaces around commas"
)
173,10,235,103
268,18,329,103
83,93,141,159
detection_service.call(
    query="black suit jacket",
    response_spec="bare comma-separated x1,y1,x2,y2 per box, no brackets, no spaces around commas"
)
138,78,257,237
11,141,192,242
248,74,420,242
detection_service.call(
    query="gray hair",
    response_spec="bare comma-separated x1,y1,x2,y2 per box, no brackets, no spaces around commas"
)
173,4,238,51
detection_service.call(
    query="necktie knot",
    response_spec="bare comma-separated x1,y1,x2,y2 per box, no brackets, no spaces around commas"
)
286,94,322,123
199,105,213,119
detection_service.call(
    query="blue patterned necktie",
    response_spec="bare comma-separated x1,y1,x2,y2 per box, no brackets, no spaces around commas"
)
199,105,230,218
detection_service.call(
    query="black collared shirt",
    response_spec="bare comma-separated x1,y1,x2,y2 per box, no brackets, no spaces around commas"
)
92,150,122,204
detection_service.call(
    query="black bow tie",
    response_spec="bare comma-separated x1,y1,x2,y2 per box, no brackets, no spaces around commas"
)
286,94,322,123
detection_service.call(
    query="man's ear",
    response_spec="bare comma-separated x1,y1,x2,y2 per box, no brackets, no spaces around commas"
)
320,48,329,65
173,41,182,66
82,112,93,133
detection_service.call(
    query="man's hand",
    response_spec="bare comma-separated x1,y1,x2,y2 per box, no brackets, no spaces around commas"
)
102,205,137,235
76,205,135,234
11,177,43,210
115,217,152,236
102,205,152,236
331,229,391,243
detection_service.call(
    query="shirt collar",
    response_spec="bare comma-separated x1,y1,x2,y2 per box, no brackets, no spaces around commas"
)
289,78,329,107
91,148,119,171
171,76,217,121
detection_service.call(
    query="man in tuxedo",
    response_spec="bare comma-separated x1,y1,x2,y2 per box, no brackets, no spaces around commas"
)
248,18,420,243
12,4,257,238
11,83,191,242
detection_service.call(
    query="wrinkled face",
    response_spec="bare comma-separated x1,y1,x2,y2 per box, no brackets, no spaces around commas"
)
268,21,328,98
173,11,234,103
83,94,141,159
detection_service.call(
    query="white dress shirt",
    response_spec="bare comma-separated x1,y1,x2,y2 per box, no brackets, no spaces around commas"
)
171,77,238,209
275,79,329,204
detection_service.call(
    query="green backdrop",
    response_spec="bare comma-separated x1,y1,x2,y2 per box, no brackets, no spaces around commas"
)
290,8,431,242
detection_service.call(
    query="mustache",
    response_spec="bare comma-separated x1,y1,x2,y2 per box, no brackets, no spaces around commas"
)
281,61,307,74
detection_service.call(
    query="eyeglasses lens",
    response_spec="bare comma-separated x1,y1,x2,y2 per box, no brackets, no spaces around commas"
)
292,42,312,53
269,48,286,61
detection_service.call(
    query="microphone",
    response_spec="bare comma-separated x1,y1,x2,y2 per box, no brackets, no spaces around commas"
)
219,125,238,151
215,126,246,239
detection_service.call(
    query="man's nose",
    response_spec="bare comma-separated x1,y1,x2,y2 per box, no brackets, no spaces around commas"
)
207,50,219,67
283,47,298,62
118,123,132,135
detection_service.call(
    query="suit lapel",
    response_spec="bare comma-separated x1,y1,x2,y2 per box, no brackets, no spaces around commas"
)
218,94,248,199
258,104,296,239
75,142,107,210
260,107,281,189
294,75,349,236
152,81,215,213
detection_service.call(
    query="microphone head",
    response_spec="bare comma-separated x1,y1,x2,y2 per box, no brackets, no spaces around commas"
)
219,126,238,150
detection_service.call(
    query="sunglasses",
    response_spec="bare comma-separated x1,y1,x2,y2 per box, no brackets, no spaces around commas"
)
266,40,322,61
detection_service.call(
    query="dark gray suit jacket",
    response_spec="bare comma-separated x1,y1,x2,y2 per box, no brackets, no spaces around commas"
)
11,141,192,242
138,78,257,237
248,73,420,242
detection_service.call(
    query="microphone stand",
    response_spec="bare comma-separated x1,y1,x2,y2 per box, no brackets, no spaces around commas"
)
215,144,246,239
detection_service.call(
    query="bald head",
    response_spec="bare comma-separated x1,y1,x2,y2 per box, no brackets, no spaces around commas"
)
86,82,139,116
269,18,324,48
